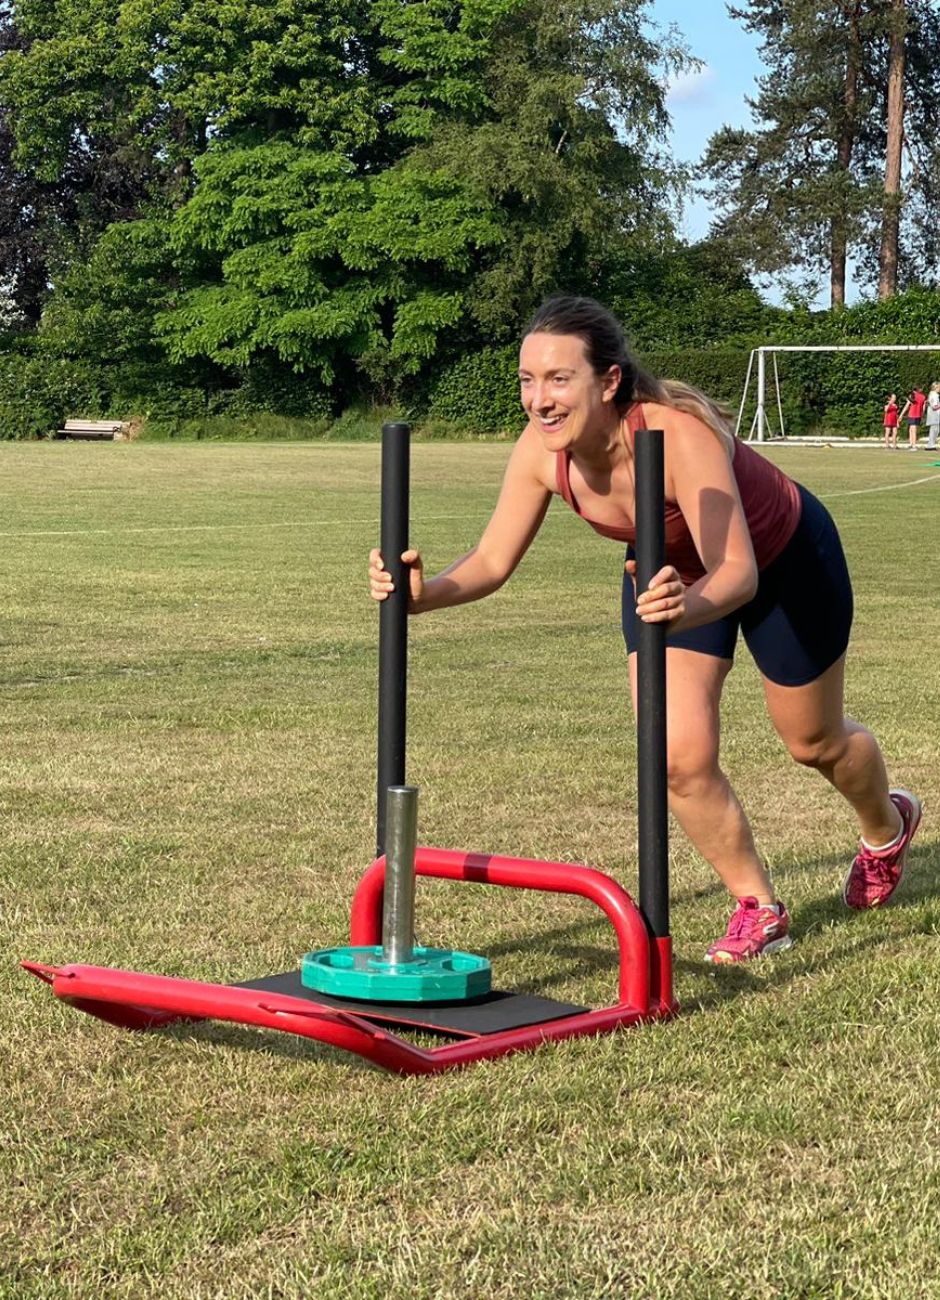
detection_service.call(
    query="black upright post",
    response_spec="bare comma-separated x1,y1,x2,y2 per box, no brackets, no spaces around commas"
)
376,421,411,857
634,428,669,939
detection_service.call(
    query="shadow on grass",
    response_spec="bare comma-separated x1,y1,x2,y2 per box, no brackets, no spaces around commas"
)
136,836,938,1069
487,837,940,1010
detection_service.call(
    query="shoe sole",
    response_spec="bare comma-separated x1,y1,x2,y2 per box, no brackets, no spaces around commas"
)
704,934,794,964
841,787,922,909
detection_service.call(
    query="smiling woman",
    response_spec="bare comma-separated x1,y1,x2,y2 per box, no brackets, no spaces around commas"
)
368,295,922,963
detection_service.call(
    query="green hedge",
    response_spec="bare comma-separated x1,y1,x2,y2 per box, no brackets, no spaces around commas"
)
425,345,523,434
3,287,940,439
424,345,752,436
760,350,940,435
425,343,940,438
0,353,105,440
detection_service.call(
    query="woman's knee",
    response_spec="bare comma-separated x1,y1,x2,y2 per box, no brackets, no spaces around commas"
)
785,727,846,770
666,739,721,799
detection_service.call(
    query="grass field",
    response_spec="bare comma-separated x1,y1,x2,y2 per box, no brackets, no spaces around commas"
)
3,439,940,1299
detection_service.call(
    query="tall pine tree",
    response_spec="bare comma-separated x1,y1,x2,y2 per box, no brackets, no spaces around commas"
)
702,0,940,306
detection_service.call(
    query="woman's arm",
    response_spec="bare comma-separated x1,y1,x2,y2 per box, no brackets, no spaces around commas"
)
646,406,758,632
369,425,552,614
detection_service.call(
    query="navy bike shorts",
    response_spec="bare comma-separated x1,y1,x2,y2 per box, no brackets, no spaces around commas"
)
621,483,853,687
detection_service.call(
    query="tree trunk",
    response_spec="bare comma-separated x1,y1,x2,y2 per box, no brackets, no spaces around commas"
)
829,3,863,309
878,0,907,300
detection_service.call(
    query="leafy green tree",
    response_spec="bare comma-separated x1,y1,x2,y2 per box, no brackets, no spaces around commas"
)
409,0,690,340
1,0,690,410
152,0,523,395
157,0,689,392
606,238,779,350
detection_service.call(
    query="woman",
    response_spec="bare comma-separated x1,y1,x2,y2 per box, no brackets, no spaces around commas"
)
369,297,921,963
899,386,927,449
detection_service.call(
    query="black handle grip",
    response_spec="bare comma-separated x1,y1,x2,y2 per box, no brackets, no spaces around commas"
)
376,421,411,856
634,428,669,939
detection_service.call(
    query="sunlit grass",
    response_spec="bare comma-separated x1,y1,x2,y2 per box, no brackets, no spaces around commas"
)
2,440,940,1298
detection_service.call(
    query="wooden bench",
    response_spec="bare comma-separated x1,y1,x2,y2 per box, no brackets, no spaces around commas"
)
56,419,130,441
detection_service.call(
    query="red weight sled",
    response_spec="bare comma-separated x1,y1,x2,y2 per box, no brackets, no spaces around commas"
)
23,846,675,1076
24,424,677,1074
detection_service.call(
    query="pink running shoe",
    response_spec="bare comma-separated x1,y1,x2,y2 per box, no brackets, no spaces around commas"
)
843,788,922,910
704,897,794,964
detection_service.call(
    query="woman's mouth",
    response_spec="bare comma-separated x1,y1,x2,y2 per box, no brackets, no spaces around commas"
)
538,413,568,431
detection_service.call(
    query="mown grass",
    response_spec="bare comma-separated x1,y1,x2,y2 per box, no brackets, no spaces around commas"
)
2,439,940,1299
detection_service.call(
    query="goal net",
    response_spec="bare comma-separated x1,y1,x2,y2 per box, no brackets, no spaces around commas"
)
736,345,940,441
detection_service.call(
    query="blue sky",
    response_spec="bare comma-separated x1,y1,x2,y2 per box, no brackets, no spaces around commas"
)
648,1,764,241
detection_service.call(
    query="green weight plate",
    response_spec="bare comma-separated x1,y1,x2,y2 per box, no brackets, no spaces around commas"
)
300,944,492,1003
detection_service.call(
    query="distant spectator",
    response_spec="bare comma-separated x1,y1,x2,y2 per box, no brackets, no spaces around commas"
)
899,386,927,449
884,393,899,449
925,383,940,450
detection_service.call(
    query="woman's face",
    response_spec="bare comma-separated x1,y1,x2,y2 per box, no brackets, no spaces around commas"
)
518,332,620,450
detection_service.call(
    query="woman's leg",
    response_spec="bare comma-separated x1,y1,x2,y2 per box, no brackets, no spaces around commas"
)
760,654,901,845
628,647,776,903
761,654,923,909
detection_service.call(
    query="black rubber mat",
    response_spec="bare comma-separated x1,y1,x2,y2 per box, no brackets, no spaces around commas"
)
236,970,587,1036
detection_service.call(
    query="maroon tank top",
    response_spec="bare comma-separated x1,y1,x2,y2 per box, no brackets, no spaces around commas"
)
554,402,802,585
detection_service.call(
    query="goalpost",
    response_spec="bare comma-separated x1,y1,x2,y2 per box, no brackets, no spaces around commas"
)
736,345,940,441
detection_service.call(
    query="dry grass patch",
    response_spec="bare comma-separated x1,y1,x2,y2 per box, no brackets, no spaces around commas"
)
1,441,939,1298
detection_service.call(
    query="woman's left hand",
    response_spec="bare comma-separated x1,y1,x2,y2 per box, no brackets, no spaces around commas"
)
626,560,686,625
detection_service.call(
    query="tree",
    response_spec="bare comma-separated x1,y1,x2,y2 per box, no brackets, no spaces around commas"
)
2,0,691,407
0,0,169,322
408,0,690,341
878,0,906,298
701,0,940,307
874,0,940,294
157,0,691,392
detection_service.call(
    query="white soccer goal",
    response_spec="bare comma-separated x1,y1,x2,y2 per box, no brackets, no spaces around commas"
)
736,345,940,441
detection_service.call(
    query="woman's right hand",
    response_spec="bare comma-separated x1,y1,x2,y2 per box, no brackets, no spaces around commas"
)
368,547,425,611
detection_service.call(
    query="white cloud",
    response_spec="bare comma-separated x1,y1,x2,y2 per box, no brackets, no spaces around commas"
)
666,65,716,107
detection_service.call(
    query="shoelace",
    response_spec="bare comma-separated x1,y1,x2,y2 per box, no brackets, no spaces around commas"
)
726,903,757,939
854,846,897,882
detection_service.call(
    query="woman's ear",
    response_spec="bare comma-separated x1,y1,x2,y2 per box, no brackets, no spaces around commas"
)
603,365,622,403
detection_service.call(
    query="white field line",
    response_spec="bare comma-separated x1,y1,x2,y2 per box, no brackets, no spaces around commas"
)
0,512,491,540
3,473,938,539
820,473,940,499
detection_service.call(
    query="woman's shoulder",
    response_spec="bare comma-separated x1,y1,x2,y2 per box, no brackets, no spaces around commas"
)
639,400,717,436
639,400,735,458
512,421,557,485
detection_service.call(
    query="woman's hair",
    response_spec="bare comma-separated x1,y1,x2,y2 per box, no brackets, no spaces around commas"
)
524,295,734,441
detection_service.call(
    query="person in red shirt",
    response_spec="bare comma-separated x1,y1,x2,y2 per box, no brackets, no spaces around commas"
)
899,387,926,448
883,393,899,449
370,296,922,962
